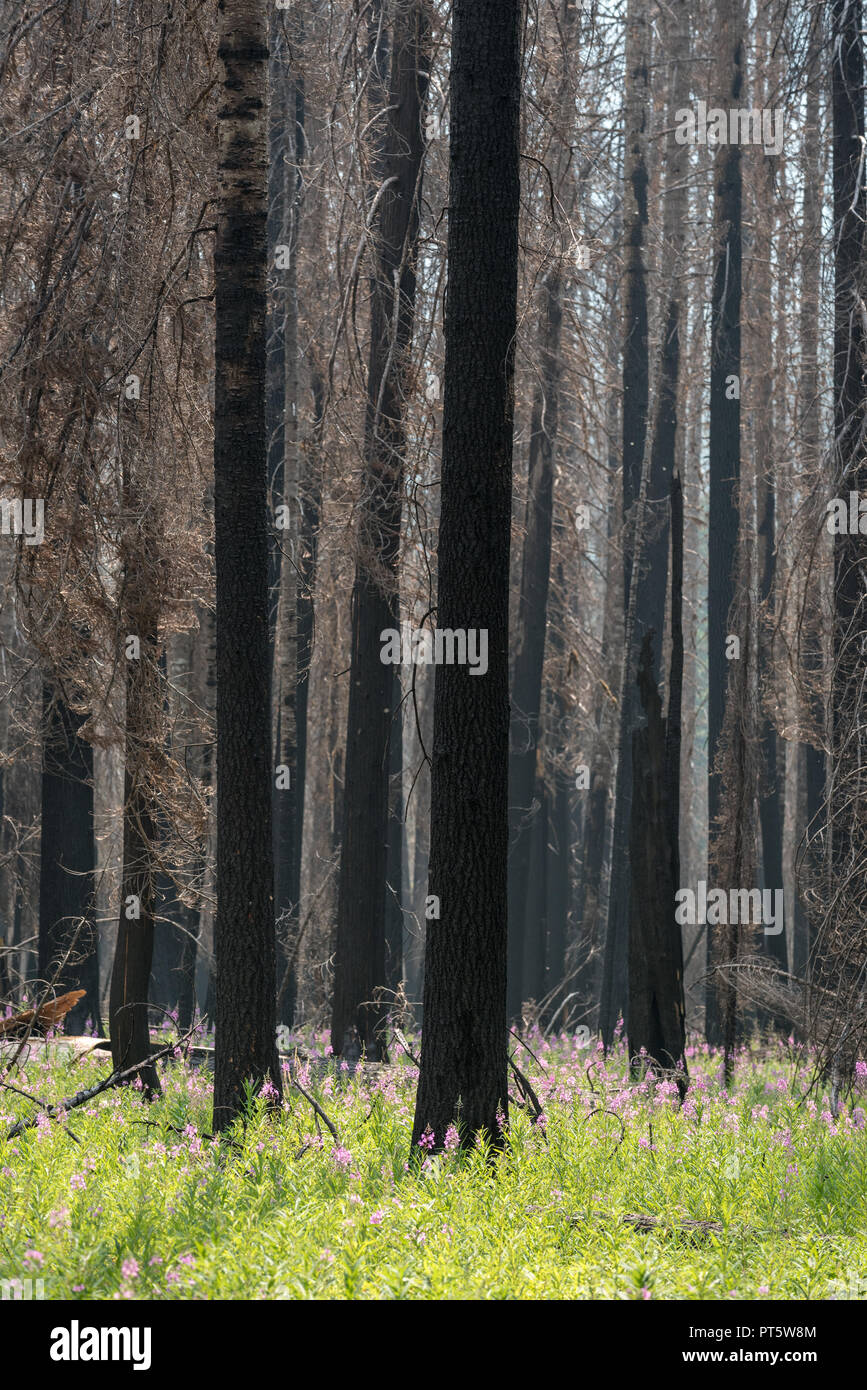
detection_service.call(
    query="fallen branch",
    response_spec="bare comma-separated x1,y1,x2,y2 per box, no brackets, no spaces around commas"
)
290,1076,339,1143
508,1055,548,1142
509,1027,549,1073
0,1077,81,1144
527,1204,792,1240
3,1026,198,1141
391,1027,420,1068
129,1117,245,1156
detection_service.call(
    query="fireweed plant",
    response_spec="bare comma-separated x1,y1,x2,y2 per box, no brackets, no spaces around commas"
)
1,1023,866,1300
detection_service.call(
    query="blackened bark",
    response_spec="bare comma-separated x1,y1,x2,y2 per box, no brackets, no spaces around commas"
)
410,0,521,1152
38,680,99,1033
271,13,305,1031
706,0,744,1044
628,631,687,1087
212,0,281,1130
626,0,690,1073
332,3,429,1058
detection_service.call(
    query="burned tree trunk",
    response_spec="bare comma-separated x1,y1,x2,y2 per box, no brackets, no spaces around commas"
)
410,0,521,1152
270,9,305,1031
109,589,160,1096
38,680,99,1034
623,0,690,1067
628,630,687,1087
212,0,281,1130
706,0,744,1046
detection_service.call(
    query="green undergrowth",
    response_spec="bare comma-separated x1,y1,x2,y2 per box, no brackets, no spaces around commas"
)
1,1033,865,1300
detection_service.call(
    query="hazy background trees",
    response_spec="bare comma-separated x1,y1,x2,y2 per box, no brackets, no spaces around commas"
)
1,0,862,1124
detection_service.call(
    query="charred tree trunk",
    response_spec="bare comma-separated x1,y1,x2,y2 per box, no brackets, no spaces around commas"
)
410,0,521,1152
623,0,690,1068
38,679,100,1033
270,11,305,1031
628,628,687,1088
212,0,281,1130
706,0,744,1045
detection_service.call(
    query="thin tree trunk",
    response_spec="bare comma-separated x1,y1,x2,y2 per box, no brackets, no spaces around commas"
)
826,0,867,1083
600,0,650,1044
545,761,571,1022
109,569,160,1096
508,267,562,1019
332,2,429,1058
178,610,215,1032
407,660,433,1016
795,14,823,980
385,667,404,995
753,37,787,984
521,778,548,1008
